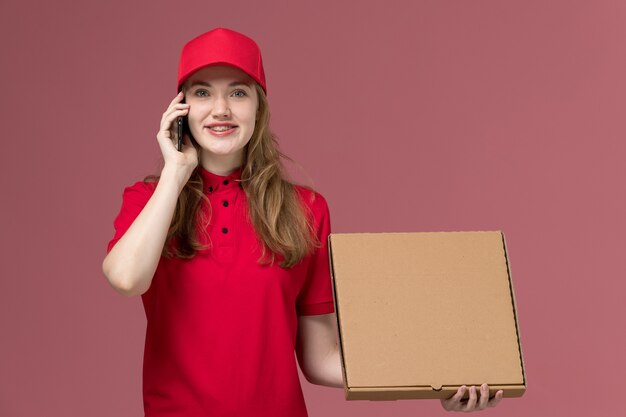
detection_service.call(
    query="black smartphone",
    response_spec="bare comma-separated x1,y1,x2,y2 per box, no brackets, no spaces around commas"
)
177,91,187,152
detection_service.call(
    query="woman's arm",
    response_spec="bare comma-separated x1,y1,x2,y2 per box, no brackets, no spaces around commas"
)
295,313,344,388
102,167,187,297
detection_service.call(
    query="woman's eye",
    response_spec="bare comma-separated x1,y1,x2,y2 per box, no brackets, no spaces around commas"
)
193,89,246,97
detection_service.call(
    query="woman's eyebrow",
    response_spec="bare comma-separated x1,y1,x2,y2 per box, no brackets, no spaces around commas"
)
189,80,250,88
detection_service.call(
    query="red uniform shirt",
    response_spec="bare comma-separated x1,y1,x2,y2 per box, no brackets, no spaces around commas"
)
106,165,335,417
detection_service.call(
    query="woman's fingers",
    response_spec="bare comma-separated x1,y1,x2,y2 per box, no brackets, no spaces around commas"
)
441,385,466,411
152,92,198,184
156,96,190,155
488,390,504,407
159,105,189,134
155,94,188,152
476,384,490,410
158,91,188,131
169,90,184,104
441,384,504,412
463,385,478,411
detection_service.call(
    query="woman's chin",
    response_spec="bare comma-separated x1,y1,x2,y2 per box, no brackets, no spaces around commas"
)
196,140,232,152
198,146,242,158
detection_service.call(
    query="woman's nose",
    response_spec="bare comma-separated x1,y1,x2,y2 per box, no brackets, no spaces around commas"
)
212,95,231,117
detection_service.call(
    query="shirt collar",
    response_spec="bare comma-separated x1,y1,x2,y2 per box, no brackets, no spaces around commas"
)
198,165,244,193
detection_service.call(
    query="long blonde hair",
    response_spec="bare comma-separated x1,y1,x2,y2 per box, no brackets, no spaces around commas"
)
143,83,320,268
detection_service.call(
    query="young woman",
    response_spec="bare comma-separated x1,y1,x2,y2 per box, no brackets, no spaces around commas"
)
102,27,503,416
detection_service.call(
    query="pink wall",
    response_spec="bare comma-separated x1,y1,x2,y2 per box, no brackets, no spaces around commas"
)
1,0,624,416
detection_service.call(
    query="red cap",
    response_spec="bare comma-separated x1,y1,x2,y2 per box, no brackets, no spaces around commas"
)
177,28,267,96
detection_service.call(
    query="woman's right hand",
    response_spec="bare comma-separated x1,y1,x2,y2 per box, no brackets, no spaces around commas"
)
156,91,198,183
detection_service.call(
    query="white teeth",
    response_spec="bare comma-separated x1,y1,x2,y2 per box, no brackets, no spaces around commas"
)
209,126,235,131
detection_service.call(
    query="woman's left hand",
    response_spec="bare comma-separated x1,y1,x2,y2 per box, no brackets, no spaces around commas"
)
440,383,503,412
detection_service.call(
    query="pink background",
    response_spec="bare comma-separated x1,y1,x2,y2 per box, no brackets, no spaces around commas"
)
1,0,624,416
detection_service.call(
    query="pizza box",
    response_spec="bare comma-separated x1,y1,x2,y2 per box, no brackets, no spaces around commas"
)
327,230,526,400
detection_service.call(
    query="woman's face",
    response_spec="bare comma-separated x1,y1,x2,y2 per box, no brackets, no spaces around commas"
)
184,65,259,166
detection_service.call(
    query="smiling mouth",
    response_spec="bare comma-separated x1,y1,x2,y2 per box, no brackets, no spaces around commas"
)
206,126,238,136
207,126,238,132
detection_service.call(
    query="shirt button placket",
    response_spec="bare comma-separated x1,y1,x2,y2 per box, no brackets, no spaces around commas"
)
221,179,232,245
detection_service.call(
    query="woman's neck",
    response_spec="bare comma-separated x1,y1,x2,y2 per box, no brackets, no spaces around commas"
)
199,153,243,176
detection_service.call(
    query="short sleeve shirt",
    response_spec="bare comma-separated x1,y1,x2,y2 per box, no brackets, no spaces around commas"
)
106,165,335,417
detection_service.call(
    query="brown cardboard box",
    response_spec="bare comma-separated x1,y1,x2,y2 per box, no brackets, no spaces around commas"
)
327,230,526,401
